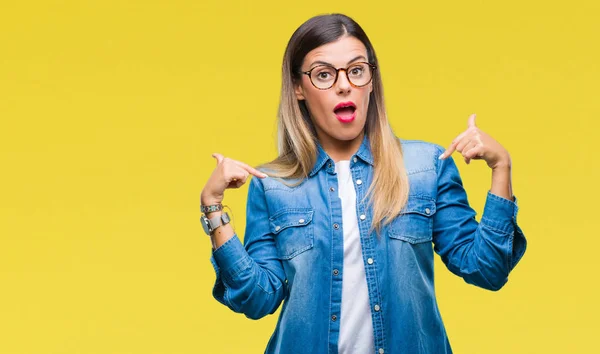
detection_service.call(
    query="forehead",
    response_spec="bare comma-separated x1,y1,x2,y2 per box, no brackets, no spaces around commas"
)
303,35,367,67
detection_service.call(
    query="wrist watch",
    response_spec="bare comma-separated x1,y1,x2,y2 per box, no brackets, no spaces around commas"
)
200,212,231,235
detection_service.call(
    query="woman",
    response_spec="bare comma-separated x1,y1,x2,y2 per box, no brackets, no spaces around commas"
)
200,13,526,354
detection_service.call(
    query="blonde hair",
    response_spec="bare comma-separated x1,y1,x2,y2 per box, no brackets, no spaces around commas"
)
258,14,409,237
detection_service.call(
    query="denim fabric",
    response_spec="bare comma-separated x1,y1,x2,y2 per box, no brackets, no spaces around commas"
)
209,134,527,354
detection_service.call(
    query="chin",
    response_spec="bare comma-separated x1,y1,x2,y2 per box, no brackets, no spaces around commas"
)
332,130,364,142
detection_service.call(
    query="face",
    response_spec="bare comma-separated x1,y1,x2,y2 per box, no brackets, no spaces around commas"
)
295,35,373,153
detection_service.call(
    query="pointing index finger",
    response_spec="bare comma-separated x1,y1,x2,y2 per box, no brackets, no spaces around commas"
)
232,160,269,178
439,131,467,159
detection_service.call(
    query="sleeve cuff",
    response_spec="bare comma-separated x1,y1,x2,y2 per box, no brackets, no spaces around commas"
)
480,190,520,234
209,234,253,284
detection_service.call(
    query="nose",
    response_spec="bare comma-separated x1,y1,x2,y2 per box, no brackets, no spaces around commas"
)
335,69,352,94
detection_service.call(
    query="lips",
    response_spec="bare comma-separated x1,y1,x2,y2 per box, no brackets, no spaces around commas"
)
334,101,356,123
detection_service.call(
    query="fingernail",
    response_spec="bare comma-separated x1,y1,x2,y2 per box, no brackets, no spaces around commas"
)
262,173,269,178
438,153,444,159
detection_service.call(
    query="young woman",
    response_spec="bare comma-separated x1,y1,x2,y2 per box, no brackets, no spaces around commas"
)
200,13,527,354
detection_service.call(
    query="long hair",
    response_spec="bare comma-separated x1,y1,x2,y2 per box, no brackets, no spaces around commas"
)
258,13,409,237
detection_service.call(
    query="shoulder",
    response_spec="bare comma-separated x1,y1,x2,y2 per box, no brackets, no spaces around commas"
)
398,138,445,174
251,166,307,192
399,138,445,155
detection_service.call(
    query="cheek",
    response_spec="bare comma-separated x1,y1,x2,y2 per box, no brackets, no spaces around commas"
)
360,91,371,114
305,91,331,116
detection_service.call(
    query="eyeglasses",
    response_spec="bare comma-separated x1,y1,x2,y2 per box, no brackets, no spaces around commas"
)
301,62,377,90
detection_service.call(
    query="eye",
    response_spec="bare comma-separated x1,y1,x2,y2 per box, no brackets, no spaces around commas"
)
313,67,336,81
349,65,365,76
317,72,331,79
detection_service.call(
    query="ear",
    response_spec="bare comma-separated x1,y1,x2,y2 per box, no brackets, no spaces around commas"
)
295,82,306,101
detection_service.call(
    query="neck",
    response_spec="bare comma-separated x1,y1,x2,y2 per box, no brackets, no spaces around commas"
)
318,131,364,163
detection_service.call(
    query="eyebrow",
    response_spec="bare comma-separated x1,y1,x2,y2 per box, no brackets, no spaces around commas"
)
309,55,367,68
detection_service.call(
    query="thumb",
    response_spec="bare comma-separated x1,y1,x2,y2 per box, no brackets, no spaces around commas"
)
212,153,224,165
467,113,477,128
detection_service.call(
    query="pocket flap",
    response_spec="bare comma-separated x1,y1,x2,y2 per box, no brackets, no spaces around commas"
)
389,197,435,243
400,197,436,217
269,208,314,235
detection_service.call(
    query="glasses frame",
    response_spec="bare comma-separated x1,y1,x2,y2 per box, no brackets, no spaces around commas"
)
301,61,377,90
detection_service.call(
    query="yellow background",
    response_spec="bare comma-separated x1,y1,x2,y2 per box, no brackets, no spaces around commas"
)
1,0,598,353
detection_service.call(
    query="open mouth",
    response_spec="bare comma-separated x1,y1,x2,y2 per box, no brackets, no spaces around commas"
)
334,102,357,122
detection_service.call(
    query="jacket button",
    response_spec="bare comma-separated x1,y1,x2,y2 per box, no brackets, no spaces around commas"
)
333,223,339,230
353,157,358,163
379,349,384,354
367,258,374,265
330,187,335,192
374,304,380,311
425,208,431,214
356,179,362,185
299,219,305,224
331,315,337,321
275,226,281,231
333,269,339,276
360,214,366,220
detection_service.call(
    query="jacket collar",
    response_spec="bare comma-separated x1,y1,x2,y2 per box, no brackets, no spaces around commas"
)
309,133,373,177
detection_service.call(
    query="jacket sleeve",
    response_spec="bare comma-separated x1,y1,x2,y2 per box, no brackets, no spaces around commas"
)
209,175,287,319
432,148,527,291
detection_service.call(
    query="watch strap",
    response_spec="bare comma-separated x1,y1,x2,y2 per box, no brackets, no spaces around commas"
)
207,214,221,229
203,212,231,235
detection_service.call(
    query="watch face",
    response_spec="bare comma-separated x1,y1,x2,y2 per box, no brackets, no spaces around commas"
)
200,216,212,234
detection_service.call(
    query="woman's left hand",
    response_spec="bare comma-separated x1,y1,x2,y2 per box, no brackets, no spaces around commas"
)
438,114,511,170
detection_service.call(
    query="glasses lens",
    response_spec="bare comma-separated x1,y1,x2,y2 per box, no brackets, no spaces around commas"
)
347,63,372,87
310,66,337,89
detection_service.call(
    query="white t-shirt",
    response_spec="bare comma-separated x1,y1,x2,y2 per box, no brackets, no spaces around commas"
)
335,160,375,354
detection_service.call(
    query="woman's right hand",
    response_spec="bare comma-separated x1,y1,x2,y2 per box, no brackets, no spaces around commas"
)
200,153,269,206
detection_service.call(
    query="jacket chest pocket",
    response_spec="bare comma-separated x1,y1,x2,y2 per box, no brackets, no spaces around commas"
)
388,197,436,244
269,208,314,260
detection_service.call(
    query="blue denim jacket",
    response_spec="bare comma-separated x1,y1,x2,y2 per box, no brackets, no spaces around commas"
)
209,134,527,354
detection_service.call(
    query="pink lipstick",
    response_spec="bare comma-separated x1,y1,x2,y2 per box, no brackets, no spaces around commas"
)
334,101,357,123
